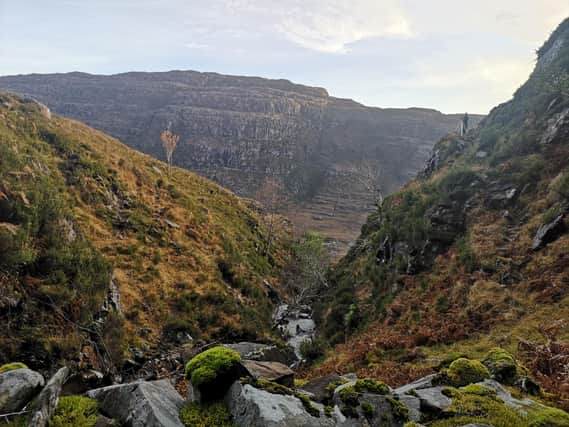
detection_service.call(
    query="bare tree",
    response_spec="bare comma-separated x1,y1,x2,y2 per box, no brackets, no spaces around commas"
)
283,231,330,305
255,177,284,256
348,160,384,208
160,130,180,177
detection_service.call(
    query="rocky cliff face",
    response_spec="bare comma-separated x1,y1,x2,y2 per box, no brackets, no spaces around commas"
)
0,71,482,254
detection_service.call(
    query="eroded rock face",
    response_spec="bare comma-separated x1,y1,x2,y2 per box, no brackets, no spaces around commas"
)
242,360,295,387
532,213,567,250
0,71,482,256
86,379,185,427
0,368,45,413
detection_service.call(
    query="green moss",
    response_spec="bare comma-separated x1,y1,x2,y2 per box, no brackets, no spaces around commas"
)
387,396,409,421
431,388,528,427
340,405,360,419
0,362,29,374
461,384,497,397
323,378,348,403
338,386,360,407
361,402,375,418
185,346,241,388
179,401,236,427
403,423,422,427
48,396,98,427
296,392,321,418
354,378,390,394
324,405,333,417
482,348,526,384
447,358,491,387
529,407,569,427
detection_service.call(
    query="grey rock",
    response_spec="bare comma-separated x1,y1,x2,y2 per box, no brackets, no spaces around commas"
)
532,214,566,250
414,386,452,412
87,379,184,427
394,374,437,396
223,342,296,366
474,379,540,413
399,394,422,422
224,382,334,427
541,108,569,145
94,415,117,427
0,368,45,412
301,373,342,402
242,360,294,387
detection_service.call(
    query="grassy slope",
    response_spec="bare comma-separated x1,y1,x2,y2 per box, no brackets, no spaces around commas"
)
311,18,569,404
0,94,288,372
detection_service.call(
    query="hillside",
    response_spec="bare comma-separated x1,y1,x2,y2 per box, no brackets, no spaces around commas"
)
0,93,288,377
0,71,483,256
313,18,569,407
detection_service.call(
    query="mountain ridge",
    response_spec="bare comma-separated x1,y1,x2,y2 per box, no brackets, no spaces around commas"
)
0,70,484,256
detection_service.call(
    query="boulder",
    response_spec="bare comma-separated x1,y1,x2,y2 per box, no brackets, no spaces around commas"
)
300,373,342,402
242,360,294,387
485,184,518,209
87,379,185,427
414,387,452,413
0,368,45,412
399,395,422,422
223,342,296,366
532,214,566,250
224,382,334,427
394,374,437,396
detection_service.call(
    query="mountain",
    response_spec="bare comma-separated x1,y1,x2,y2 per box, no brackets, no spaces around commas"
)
314,18,569,406
0,93,288,375
0,71,483,256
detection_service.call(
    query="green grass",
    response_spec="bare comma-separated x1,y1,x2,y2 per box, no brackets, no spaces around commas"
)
48,396,98,427
179,401,236,427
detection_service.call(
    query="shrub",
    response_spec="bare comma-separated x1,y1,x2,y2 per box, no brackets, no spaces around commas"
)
48,396,98,427
299,338,327,362
179,401,235,427
0,362,29,374
447,358,491,387
185,347,242,401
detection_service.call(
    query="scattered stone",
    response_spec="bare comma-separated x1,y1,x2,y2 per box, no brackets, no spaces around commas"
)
242,360,295,388
0,368,45,413
87,379,185,427
165,219,180,229
394,374,437,396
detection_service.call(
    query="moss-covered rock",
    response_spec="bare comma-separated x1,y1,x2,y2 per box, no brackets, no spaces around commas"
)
482,348,525,384
0,363,29,374
179,401,236,427
48,396,98,427
354,378,390,394
447,358,491,387
185,347,244,401
387,396,409,421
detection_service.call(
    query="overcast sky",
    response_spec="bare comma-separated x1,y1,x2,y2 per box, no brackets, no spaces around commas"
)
1,1,568,113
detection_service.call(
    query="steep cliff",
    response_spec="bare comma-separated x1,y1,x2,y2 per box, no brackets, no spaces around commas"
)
312,17,569,406
0,71,482,255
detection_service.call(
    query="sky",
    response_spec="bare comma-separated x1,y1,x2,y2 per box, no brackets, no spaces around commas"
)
0,1,568,114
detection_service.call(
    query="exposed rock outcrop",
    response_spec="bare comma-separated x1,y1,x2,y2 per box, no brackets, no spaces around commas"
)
0,71,482,256
87,379,185,427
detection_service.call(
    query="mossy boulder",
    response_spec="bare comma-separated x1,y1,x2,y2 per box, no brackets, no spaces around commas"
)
0,362,29,374
354,378,390,394
185,347,246,401
482,348,526,384
447,358,491,387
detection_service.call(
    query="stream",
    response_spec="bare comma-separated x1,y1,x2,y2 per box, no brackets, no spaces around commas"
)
273,303,315,362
